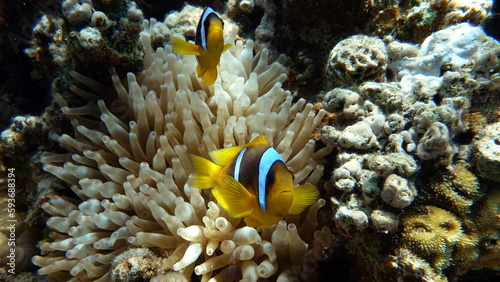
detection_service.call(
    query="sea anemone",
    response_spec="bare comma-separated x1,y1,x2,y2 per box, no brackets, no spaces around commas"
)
32,19,333,281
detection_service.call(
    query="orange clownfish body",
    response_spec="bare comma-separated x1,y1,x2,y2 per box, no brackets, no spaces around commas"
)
171,7,232,85
189,135,319,228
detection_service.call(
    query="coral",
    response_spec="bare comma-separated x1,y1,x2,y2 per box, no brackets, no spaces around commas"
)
444,0,494,26
338,122,379,150
465,112,488,135
392,23,498,79
370,210,398,233
25,0,145,96
30,17,333,281
454,189,500,274
437,71,479,99
417,163,482,215
416,122,457,163
358,82,410,113
325,35,388,88
332,194,369,235
388,247,446,282
111,248,162,281
331,155,363,192
390,173,499,280
61,0,93,25
322,88,364,120
381,174,416,209
398,205,463,271
165,5,238,42
0,116,45,159
472,121,500,181
365,0,494,43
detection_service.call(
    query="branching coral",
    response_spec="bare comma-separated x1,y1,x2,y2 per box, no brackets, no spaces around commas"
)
31,18,333,281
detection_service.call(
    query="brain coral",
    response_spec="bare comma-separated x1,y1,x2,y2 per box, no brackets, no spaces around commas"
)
325,35,388,88
31,21,333,280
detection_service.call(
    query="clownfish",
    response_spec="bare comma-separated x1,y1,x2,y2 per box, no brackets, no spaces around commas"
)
171,7,232,85
189,135,319,228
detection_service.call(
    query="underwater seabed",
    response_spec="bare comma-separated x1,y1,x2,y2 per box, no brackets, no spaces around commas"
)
0,0,499,281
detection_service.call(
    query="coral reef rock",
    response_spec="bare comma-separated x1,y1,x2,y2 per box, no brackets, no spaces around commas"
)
472,121,500,181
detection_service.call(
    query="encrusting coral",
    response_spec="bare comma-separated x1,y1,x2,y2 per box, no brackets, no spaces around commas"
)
31,13,333,281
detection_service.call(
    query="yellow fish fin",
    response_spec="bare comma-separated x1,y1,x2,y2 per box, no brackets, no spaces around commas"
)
209,145,246,166
212,175,254,218
201,66,218,85
196,64,206,78
189,154,220,189
171,36,202,56
287,184,319,214
223,43,233,53
246,135,270,146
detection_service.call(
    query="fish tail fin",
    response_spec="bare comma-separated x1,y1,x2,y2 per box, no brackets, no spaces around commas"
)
212,175,254,218
287,184,319,214
189,154,221,189
171,36,202,56
201,66,218,85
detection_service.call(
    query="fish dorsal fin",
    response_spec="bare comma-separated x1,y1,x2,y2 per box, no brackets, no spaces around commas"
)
209,145,246,166
208,135,270,166
247,135,270,146
211,175,254,218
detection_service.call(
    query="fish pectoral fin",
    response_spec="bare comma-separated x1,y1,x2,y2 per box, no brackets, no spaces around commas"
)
189,154,220,189
287,184,319,214
201,66,218,86
212,175,254,218
222,43,233,53
171,36,202,56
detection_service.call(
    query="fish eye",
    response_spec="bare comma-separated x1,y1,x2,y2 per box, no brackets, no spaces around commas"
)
266,171,275,187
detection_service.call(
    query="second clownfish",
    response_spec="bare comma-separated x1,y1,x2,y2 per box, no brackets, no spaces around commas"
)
189,135,319,228
171,7,232,85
